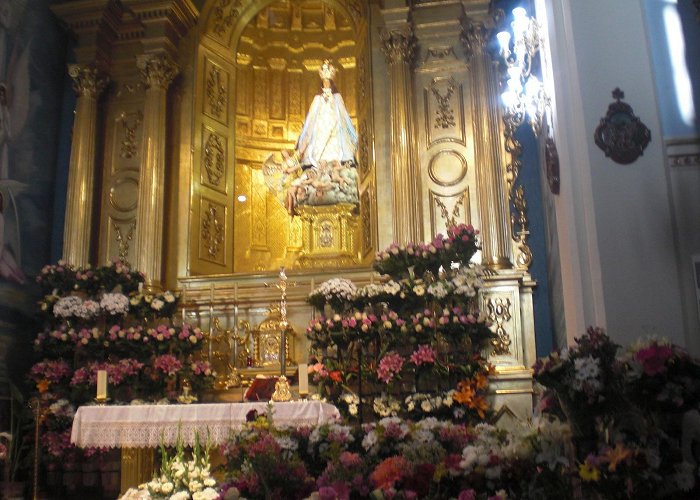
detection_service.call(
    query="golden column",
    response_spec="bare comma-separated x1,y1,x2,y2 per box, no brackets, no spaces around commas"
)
380,26,424,245
463,21,513,269
133,54,179,288
63,64,109,267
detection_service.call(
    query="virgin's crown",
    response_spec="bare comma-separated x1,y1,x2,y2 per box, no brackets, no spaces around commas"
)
318,60,337,80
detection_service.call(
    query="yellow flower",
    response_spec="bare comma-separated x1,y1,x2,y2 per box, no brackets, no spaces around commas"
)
579,461,600,482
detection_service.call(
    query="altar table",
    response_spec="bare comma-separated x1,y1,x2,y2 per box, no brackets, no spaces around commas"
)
70,401,340,492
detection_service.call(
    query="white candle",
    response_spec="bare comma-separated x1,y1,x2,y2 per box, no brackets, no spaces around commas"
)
298,363,308,395
96,370,107,399
181,287,187,325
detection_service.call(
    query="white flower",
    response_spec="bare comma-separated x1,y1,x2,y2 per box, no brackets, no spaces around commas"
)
362,430,378,453
53,296,83,318
309,278,357,304
170,492,190,500
193,488,220,500
427,281,449,299
100,293,130,315
190,479,204,493
151,298,165,311
161,482,174,494
77,300,101,319
163,291,176,303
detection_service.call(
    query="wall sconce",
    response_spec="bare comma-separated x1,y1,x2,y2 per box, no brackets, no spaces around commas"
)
497,7,547,135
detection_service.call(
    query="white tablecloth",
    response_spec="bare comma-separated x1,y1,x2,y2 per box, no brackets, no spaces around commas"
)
71,401,340,448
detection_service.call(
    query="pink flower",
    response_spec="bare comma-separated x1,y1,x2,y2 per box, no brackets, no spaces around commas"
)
410,345,436,366
635,343,674,376
458,490,477,500
377,352,404,384
154,354,182,376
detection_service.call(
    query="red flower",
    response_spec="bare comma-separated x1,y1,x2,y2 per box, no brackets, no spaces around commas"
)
370,456,409,490
329,370,343,383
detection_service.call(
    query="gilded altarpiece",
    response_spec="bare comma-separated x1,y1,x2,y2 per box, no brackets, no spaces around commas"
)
190,0,376,275
55,0,537,426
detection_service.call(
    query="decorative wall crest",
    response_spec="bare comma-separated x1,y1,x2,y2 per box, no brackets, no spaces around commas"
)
594,88,651,165
204,132,225,187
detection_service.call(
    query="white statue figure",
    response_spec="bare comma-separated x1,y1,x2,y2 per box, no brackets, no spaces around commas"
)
296,60,358,170
263,60,360,216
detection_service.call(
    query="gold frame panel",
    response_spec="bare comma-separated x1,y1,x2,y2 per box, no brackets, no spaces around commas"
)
190,0,377,276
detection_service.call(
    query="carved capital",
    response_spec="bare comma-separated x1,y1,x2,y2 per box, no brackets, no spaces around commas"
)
380,28,416,66
461,21,490,60
68,64,109,98
137,54,179,90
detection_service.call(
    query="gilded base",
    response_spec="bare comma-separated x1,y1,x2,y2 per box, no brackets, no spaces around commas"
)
295,203,360,269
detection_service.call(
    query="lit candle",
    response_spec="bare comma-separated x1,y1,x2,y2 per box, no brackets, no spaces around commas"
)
298,363,308,395
96,370,107,400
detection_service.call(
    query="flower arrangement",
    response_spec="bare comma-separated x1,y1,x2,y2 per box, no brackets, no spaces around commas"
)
305,225,494,423
119,431,218,500
218,414,573,500
534,328,700,498
372,224,480,278
27,260,214,471
307,278,357,311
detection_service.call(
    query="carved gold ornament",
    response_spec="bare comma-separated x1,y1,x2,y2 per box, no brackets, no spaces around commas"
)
113,220,136,262
487,297,512,355
118,111,142,159
201,204,224,259
431,78,457,130
212,0,242,36
206,66,227,118
204,132,225,187
68,64,109,98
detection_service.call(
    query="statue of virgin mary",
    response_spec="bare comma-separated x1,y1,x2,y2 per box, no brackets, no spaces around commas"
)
263,60,359,215
296,59,358,170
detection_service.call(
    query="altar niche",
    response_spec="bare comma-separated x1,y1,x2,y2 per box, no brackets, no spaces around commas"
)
191,0,377,276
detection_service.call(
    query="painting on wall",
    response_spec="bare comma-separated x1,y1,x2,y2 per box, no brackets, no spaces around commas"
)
0,0,67,368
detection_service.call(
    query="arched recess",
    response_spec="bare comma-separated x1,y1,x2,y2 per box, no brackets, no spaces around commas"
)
189,0,376,275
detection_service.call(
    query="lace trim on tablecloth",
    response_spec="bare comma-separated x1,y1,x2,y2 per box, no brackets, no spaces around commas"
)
74,416,331,448
71,402,341,448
